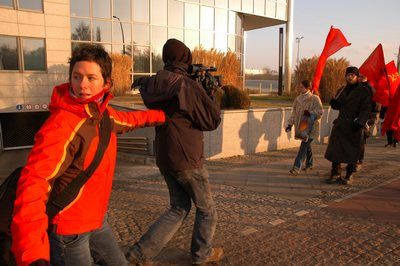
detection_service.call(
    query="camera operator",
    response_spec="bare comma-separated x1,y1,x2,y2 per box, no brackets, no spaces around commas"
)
126,39,223,265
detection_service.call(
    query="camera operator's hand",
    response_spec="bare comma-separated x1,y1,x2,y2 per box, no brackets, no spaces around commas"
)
303,110,311,117
285,125,293,132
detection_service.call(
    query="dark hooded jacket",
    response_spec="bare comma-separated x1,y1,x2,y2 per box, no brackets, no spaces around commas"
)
139,64,221,171
325,82,371,163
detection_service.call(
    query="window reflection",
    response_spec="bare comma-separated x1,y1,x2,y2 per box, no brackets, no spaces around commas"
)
0,0,13,8
93,20,111,42
254,0,265,15
236,13,242,34
93,0,110,18
70,0,89,17
200,31,213,50
113,22,132,43
184,29,199,50
133,24,149,45
228,11,235,34
19,0,43,11
168,28,184,42
0,35,18,70
133,46,150,73
151,46,163,73
112,44,132,56
151,26,167,46
133,0,149,22
113,0,131,21
185,3,199,30
214,33,227,52
215,8,227,33
235,35,242,53
151,0,167,26
200,6,214,30
71,18,91,41
168,0,183,28
228,34,235,51
22,38,45,71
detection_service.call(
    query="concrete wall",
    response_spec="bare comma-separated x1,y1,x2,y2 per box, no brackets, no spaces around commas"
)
0,0,70,113
122,107,339,159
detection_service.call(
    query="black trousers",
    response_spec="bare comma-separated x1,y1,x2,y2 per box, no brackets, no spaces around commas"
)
332,162,355,176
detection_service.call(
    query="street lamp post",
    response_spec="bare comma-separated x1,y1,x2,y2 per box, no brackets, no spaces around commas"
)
113,15,125,54
295,36,304,66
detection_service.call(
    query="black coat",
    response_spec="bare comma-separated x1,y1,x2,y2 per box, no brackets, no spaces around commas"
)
325,83,372,164
138,65,221,171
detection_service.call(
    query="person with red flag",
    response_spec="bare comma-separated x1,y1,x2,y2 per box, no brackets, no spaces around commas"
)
312,26,351,92
325,67,371,185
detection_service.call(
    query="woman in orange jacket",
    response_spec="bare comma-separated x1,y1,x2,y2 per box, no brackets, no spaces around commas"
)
11,44,165,266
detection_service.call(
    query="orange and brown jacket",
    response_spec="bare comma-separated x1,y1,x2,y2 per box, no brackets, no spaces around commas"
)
11,83,165,266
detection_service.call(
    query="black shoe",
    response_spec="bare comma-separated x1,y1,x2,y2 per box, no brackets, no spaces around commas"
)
393,143,397,148
337,174,353,185
326,174,340,184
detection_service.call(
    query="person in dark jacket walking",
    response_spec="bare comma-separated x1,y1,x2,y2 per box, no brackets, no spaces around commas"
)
325,66,371,185
126,39,223,265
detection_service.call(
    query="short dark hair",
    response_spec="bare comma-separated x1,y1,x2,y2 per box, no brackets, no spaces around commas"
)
69,44,112,82
301,79,311,89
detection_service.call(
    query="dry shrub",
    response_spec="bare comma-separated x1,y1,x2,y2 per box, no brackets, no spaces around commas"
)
294,56,349,102
111,53,132,96
192,47,242,89
221,85,250,109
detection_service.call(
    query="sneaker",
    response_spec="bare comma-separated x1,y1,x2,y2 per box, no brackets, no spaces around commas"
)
289,168,299,175
193,248,224,265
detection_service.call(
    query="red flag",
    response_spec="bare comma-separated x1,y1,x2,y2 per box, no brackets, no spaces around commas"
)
382,83,400,138
386,60,400,101
312,26,351,92
359,44,391,106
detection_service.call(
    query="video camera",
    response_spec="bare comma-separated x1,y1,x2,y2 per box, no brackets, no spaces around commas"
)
188,64,222,97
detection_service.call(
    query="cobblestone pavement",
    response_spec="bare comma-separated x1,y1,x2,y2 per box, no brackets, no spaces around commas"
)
109,137,400,265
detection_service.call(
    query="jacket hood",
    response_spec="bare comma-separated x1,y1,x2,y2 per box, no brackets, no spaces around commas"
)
49,83,112,117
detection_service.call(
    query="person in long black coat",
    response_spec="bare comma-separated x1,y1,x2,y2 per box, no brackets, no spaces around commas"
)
325,66,371,184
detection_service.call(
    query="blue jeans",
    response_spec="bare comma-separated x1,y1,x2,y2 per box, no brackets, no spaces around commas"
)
293,138,313,170
134,167,217,264
48,217,127,266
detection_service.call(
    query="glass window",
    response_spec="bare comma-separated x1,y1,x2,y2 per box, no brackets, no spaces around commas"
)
93,20,111,42
151,0,167,26
151,46,163,73
133,46,150,73
22,38,45,71
133,24,149,45
113,22,132,43
214,0,227,8
151,26,167,46
0,35,19,70
235,13,242,35
102,44,112,53
228,34,235,51
215,8,227,33
112,44,130,55
168,0,183,28
201,0,214,5
235,35,242,52
133,0,149,22
200,6,214,30
113,0,131,21
229,0,240,11
200,31,213,50
265,0,276,17
71,18,91,41
185,3,199,30
93,0,110,18
254,0,265,15
0,0,13,8
168,28,184,42
18,0,43,11
241,0,253,13
228,11,235,34
184,29,199,50
214,32,227,52
70,0,89,17
276,2,287,20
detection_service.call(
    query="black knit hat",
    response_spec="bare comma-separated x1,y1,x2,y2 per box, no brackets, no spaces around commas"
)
345,66,360,77
162,39,192,66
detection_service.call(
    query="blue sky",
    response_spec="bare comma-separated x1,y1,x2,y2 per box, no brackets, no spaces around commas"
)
246,0,400,71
